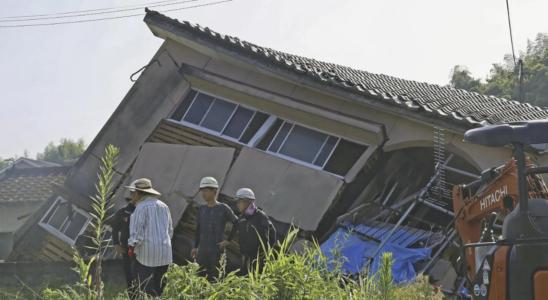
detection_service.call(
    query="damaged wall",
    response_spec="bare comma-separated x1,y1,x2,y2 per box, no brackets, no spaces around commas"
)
63,42,191,206
221,147,344,231
127,143,234,224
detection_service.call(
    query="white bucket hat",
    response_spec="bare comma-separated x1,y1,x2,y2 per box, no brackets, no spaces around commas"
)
125,178,161,196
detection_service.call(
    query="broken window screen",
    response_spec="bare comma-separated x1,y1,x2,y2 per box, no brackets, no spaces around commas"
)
323,139,368,176
171,90,197,122
257,119,366,176
183,93,215,125
200,99,237,132
172,91,270,143
64,212,89,240
222,106,255,139
268,122,293,153
47,203,70,230
256,119,283,151
42,199,90,242
238,111,269,144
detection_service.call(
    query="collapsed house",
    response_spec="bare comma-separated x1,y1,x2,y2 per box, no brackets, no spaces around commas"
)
6,9,548,293
0,159,70,260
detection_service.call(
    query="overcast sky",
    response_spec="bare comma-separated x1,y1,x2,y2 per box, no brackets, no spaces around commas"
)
0,0,546,159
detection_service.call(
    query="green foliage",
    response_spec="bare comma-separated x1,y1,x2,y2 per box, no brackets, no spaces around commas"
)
161,228,443,300
0,282,125,300
0,157,15,170
449,33,548,107
12,225,441,300
42,145,120,300
36,138,86,165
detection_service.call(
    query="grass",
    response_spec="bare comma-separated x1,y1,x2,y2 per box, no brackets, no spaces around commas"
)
0,282,125,300
0,228,442,300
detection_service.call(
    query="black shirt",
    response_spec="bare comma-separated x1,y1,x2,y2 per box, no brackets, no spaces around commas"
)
112,202,136,248
228,209,277,257
194,203,238,253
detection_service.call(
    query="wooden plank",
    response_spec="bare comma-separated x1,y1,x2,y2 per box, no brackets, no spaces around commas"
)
44,243,73,260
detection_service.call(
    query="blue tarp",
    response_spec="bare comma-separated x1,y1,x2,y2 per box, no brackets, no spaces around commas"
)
320,223,432,283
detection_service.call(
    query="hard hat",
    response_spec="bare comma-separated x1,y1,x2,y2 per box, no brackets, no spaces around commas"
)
235,188,255,201
200,177,219,189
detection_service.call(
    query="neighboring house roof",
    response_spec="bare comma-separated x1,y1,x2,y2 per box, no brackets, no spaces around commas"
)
0,166,71,206
144,9,548,129
0,158,61,176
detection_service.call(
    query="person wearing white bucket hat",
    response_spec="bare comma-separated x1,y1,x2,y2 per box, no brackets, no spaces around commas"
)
191,177,238,281
126,178,173,297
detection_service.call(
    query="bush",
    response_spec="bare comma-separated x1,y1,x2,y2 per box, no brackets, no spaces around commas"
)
161,228,443,300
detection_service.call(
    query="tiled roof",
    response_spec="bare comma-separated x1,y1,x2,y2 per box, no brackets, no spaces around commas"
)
144,10,548,128
0,167,71,205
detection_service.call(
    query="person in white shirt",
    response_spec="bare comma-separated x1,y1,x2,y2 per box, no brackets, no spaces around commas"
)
127,178,173,297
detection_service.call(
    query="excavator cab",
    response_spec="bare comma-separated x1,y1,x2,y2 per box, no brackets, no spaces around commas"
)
462,120,548,299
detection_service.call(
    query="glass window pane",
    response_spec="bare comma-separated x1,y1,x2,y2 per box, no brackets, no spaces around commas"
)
200,99,237,132
239,112,270,144
323,140,368,176
314,136,339,167
64,212,88,241
222,106,254,139
279,125,328,163
182,93,214,125
47,203,69,230
256,119,283,151
171,90,197,122
268,123,293,153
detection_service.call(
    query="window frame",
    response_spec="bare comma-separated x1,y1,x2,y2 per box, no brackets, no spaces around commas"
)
170,89,265,146
168,89,370,178
263,120,342,170
39,197,92,245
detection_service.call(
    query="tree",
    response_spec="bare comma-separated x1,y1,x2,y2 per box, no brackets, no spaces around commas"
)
36,138,86,166
449,33,548,107
0,157,15,170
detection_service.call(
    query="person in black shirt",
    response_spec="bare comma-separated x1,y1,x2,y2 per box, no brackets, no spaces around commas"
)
191,177,238,281
219,188,276,275
112,195,137,294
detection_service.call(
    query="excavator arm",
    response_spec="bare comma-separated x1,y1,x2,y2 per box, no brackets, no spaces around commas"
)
453,158,548,281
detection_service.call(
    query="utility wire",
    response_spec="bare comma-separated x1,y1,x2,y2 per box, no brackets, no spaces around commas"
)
0,0,181,19
0,0,233,28
0,0,198,23
505,0,517,66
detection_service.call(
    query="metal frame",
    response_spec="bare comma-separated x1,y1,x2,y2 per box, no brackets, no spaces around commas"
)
169,88,371,177
361,154,463,273
39,197,92,246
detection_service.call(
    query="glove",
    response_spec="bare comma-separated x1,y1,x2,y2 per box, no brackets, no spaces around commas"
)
128,246,135,258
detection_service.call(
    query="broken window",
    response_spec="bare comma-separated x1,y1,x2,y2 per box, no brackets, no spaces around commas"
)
170,89,369,177
39,198,91,245
170,91,270,144
257,120,368,176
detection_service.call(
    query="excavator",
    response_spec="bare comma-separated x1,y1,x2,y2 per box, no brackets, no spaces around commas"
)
451,120,548,299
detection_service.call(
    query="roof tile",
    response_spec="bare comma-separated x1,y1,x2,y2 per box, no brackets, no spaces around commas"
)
0,167,70,205
144,10,548,126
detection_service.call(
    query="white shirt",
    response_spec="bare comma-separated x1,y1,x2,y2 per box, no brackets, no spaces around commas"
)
128,196,173,267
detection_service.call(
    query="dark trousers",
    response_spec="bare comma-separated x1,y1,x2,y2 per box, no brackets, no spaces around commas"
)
123,253,133,288
132,259,169,297
240,254,266,276
196,251,223,281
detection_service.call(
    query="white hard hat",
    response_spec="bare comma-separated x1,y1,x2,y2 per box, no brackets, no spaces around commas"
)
235,188,255,201
200,177,219,189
